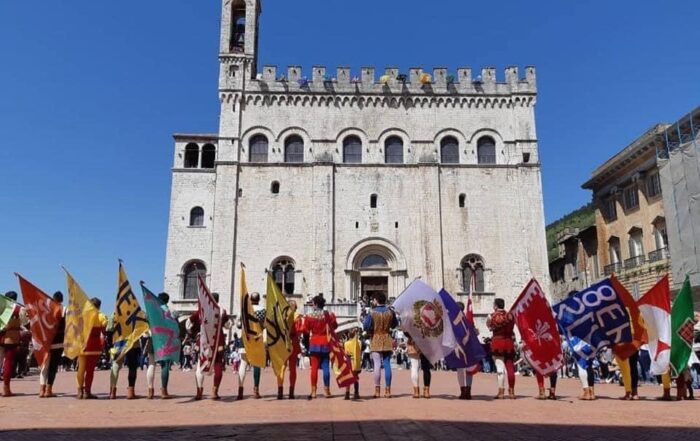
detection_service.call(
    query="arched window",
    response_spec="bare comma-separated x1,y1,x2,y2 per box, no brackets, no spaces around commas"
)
189,207,204,226
385,136,404,164
370,194,378,208
477,136,496,164
249,135,268,163
459,194,466,208
461,254,485,293
184,143,199,168
440,136,459,164
272,258,295,295
360,254,388,268
343,136,362,163
231,8,246,52
201,144,216,168
284,135,304,163
271,181,280,194
182,261,206,300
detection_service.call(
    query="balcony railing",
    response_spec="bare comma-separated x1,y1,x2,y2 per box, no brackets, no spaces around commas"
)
303,303,358,319
603,262,622,276
624,255,646,270
648,247,669,263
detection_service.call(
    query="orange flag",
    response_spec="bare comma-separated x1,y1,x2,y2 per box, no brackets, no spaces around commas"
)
610,275,648,360
16,274,62,367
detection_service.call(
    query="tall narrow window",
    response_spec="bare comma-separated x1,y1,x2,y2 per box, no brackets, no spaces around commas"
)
189,207,204,226
461,254,485,293
459,194,466,208
604,197,618,221
249,135,268,163
201,144,216,168
343,136,362,163
184,143,199,168
271,181,280,194
440,136,459,164
385,136,404,164
285,135,304,163
231,9,246,52
647,173,662,198
623,185,639,210
182,261,206,300
477,136,496,164
272,258,295,295
370,194,378,208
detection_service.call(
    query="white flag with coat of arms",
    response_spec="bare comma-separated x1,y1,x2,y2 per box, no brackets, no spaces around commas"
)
392,280,456,363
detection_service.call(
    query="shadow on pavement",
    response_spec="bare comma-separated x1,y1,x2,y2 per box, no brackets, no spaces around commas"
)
2,420,699,441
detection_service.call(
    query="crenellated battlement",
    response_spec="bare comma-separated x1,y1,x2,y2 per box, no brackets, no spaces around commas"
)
219,57,536,96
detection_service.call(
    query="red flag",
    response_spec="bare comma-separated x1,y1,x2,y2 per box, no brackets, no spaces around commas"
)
16,274,62,367
328,329,358,388
196,274,223,374
510,279,563,376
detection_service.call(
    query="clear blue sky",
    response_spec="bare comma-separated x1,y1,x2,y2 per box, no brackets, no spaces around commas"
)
1,0,698,312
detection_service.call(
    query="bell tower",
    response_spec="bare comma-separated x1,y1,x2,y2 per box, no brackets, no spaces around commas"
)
219,0,261,89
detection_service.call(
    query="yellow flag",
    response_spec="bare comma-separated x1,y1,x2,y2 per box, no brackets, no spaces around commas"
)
63,270,99,360
240,264,266,367
112,262,150,363
265,273,292,382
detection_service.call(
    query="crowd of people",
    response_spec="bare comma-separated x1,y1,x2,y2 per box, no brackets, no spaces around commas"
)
2,289,699,401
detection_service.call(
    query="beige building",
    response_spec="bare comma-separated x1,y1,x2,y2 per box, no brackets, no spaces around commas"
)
549,225,599,301
582,124,672,298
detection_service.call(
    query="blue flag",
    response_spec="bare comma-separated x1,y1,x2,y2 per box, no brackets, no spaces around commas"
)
553,278,632,359
439,289,486,369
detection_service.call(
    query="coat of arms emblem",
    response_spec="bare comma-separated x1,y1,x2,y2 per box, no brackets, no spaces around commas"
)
412,299,443,338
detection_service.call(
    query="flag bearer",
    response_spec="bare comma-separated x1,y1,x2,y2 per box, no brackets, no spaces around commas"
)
145,292,175,399
363,292,398,398
302,294,337,399
40,291,65,398
77,297,107,399
344,327,363,400
487,298,516,399
1,291,28,397
280,300,303,400
406,334,431,399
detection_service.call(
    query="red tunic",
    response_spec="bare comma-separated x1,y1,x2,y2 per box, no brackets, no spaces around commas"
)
289,314,303,357
83,314,107,355
302,310,337,354
488,309,516,357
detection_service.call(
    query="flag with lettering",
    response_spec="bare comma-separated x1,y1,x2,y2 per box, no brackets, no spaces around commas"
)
16,274,62,368
240,264,266,367
552,278,632,359
392,280,456,364
63,269,100,360
141,283,181,363
637,275,671,375
610,275,648,360
670,276,695,377
112,262,150,363
197,273,223,374
510,279,563,376
265,273,292,382
440,289,485,370
0,294,16,331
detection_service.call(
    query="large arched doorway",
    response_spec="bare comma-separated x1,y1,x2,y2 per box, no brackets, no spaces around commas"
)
345,238,408,302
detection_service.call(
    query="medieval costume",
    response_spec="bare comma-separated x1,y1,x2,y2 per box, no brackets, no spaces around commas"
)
40,302,65,398
487,307,516,399
109,338,143,400
280,308,303,399
362,300,398,398
535,372,558,400
344,331,362,400
1,298,28,397
407,335,431,399
302,304,337,399
187,306,230,400
77,311,108,399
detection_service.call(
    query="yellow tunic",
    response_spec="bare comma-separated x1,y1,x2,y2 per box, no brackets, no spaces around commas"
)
344,336,362,372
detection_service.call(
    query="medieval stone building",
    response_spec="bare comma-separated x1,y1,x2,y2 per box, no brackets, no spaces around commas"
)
164,0,549,330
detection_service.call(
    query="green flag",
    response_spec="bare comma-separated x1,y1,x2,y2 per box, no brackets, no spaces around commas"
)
0,294,16,330
670,276,695,376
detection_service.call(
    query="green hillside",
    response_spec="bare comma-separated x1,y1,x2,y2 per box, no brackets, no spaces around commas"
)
546,203,595,262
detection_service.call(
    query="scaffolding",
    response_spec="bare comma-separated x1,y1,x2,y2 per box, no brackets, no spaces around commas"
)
657,106,700,303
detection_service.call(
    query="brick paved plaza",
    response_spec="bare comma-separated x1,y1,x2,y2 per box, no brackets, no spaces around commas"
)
1,369,698,440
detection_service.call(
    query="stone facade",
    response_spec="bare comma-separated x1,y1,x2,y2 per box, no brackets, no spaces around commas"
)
581,125,672,298
549,226,599,302
163,0,549,331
